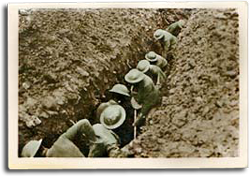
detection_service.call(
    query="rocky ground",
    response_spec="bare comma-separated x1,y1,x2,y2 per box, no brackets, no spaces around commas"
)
132,9,239,157
18,8,239,158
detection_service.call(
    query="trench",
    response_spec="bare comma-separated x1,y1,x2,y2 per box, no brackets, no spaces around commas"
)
74,43,166,156
18,9,190,157
18,37,164,157
75,51,172,157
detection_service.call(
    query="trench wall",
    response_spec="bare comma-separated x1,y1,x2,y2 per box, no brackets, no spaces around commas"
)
18,8,189,154
132,9,239,158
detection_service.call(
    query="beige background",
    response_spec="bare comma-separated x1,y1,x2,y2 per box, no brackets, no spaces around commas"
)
8,2,248,169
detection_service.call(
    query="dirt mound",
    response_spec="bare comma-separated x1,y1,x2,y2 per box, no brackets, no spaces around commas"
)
132,9,239,157
18,8,189,155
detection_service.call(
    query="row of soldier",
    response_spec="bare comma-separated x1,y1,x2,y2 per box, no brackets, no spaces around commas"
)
21,20,185,158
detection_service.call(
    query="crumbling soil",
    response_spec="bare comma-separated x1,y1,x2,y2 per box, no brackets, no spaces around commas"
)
131,9,239,158
19,8,239,158
18,8,189,156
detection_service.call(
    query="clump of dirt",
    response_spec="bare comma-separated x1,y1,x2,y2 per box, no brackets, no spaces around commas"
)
132,9,239,157
18,8,189,155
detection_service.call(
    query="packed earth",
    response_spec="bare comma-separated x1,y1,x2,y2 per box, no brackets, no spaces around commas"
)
18,8,239,157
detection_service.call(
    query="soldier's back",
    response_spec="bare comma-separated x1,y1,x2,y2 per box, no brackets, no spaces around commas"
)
137,75,156,103
46,136,85,157
155,54,168,69
93,124,119,146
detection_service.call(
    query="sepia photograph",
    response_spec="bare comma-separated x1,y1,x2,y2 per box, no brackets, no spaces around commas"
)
8,2,247,169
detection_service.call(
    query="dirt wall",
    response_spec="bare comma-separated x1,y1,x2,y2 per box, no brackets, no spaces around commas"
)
18,8,189,155
132,9,239,157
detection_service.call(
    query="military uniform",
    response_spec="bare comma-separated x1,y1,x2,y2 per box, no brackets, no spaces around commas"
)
95,84,133,147
109,84,134,146
96,99,118,122
22,106,127,158
154,29,177,58
21,119,95,157
89,105,127,157
47,105,125,157
136,75,160,117
149,65,166,85
96,84,130,121
145,51,168,70
137,60,166,86
125,69,160,125
88,123,121,157
167,20,185,36
46,119,95,157
154,29,177,50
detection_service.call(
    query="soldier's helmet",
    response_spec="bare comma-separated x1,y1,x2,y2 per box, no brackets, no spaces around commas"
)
124,69,145,84
109,84,130,97
154,29,165,40
145,51,158,62
137,60,150,73
100,105,126,129
21,139,43,157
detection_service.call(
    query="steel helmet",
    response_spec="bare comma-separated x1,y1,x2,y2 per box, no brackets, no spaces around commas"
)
137,60,150,73
109,84,130,97
124,69,145,84
21,139,43,157
100,105,126,130
145,51,158,62
153,29,165,40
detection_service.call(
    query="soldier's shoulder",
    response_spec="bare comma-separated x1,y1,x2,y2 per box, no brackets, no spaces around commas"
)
144,74,154,84
150,65,162,72
97,101,114,112
93,123,104,129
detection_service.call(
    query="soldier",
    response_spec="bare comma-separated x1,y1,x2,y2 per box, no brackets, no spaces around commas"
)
89,105,128,157
96,99,118,123
109,84,130,104
136,60,166,88
145,51,168,70
109,84,134,146
153,29,177,57
109,84,130,97
96,84,130,122
21,105,128,158
125,69,161,127
95,84,133,146
21,119,96,157
167,20,185,36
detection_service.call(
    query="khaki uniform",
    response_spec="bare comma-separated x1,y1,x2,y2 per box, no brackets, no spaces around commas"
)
167,20,185,36
88,124,120,157
158,31,177,58
147,65,166,85
154,55,168,69
46,119,123,158
46,119,95,157
162,31,177,50
135,75,160,117
97,99,133,147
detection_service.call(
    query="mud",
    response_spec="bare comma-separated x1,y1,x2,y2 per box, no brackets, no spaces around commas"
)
18,8,189,155
131,9,239,157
